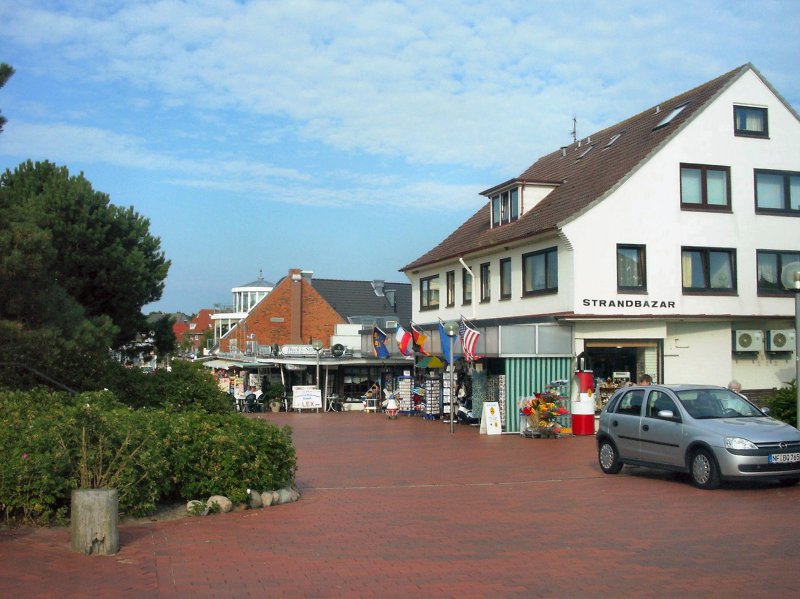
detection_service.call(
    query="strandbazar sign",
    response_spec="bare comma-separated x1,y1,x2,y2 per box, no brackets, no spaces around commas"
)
582,298,676,309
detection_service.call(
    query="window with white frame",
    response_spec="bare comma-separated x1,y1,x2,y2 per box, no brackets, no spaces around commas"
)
734,105,768,138
490,188,519,227
755,169,800,214
681,247,736,293
420,275,439,310
522,247,558,295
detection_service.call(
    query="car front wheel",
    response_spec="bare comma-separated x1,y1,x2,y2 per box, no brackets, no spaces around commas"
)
689,449,720,489
598,439,623,474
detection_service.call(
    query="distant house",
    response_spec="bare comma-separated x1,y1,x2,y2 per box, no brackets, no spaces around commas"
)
182,308,215,354
212,268,412,399
402,63,799,431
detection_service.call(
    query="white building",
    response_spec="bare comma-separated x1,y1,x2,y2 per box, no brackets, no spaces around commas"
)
211,272,274,344
401,64,799,432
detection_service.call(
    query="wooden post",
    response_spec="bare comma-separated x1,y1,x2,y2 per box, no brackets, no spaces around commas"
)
70,489,119,555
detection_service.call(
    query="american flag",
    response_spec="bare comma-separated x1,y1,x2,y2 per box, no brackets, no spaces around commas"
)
458,317,481,361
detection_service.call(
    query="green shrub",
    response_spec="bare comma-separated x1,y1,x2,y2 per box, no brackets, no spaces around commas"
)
0,389,296,525
764,379,798,426
101,360,233,413
166,411,296,504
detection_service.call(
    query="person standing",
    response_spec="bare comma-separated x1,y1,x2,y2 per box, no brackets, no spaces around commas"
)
638,374,653,385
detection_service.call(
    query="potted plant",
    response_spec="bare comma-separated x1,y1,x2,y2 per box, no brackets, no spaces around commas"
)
265,383,285,413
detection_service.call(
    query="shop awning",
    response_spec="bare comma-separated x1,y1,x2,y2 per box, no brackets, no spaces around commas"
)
201,359,261,369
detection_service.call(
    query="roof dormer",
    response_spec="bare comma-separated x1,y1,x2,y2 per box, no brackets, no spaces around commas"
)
481,178,560,228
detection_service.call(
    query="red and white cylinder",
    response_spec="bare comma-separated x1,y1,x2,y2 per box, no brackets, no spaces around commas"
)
571,370,595,435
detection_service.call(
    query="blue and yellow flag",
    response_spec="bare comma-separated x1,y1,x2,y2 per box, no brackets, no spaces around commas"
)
372,326,390,359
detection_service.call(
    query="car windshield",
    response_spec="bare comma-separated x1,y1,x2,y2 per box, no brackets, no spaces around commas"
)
676,389,765,419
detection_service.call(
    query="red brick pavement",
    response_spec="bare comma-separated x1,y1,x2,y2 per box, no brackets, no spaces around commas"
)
2,411,799,598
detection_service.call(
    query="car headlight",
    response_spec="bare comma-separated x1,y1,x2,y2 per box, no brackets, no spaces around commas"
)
725,437,758,450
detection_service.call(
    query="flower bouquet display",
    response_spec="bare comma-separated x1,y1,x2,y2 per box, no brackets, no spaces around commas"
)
520,391,569,436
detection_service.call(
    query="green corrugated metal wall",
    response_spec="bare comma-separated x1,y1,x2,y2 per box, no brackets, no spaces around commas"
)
504,357,573,432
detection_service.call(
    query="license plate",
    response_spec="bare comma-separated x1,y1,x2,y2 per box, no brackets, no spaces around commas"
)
769,452,800,464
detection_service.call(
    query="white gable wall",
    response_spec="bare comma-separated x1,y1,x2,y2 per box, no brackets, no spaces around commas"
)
563,69,799,318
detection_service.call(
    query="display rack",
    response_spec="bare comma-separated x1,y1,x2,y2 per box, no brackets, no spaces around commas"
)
442,366,453,420
395,375,414,414
423,377,441,419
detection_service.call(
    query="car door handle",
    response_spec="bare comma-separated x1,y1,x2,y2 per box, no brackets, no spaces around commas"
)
642,424,649,432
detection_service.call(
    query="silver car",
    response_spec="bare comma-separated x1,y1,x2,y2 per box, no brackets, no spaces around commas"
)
596,384,800,489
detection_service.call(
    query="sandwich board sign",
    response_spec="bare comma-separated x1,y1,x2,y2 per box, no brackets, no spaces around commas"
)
480,402,502,435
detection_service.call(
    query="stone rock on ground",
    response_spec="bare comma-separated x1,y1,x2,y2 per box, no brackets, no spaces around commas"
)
260,491,274,507
186,500,209,516
248,490,263,509
206,495,233,513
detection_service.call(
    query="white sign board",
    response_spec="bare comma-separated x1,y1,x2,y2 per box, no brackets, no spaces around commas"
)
479,402,502,435
292,385,322,410
282,345,317,356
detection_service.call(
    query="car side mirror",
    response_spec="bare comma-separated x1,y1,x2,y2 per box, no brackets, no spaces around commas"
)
658,409,678,421
760,406,771,415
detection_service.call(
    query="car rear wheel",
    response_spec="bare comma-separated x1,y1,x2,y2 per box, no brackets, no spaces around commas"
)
598,439,623,474
689,449,720,489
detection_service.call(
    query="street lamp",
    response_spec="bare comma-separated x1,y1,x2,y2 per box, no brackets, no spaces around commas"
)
780,261,800,429
312,339,324,389
442,320,459,434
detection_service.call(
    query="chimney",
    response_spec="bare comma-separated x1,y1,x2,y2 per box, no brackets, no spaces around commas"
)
289,268,302,343
560,146,567,157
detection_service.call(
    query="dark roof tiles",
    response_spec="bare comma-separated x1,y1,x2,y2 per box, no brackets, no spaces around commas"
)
402,64,750,272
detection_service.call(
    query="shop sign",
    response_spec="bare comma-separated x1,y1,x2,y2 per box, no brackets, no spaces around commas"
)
582,298,676,309
480,402,502,435
292,385,322,409
281,344,317,356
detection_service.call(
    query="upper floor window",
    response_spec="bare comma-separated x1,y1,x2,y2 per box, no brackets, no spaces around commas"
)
734,105,768,138
500,258,512,299
617,244,647,292
480,262,491,302
757,250,800,295
522,247,558,295
462,268,472,305
681,247,736,293
755,169,800,215
445,270,455,307
491,188,519,227
420,275,439,310
680,164,730,210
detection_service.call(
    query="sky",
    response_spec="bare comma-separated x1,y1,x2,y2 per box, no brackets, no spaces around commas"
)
1,0,799,314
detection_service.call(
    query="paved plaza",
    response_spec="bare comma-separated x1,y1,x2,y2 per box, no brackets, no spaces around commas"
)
1,411,799,598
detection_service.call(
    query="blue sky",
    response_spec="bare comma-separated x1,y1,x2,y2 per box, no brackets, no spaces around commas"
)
2,0,799,314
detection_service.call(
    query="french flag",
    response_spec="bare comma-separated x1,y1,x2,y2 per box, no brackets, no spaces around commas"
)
395,324,414,356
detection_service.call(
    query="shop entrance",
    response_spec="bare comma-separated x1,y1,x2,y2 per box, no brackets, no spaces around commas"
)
584,340,662,406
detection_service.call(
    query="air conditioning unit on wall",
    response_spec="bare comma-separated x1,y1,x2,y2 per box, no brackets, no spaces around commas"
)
733,330,762,352
766,329,795,352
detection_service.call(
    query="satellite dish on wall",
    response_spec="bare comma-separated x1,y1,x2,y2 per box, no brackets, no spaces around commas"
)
780,261,800,291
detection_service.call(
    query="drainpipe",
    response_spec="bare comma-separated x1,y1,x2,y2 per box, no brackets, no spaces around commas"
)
458,257,476,320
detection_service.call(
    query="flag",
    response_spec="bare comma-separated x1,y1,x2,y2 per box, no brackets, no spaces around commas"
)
411,323,429,356
395,324,413,356
371,326,390,359
439,319,455,364
459,316,481,361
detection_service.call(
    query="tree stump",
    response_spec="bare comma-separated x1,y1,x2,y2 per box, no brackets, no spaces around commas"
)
70,489,119,556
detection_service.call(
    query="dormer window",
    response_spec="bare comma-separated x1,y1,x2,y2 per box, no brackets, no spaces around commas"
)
491,187,519,227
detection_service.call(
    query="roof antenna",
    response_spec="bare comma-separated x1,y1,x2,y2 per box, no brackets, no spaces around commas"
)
570,115,577,144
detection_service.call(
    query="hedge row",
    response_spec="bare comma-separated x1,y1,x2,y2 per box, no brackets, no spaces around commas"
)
0,390,296,525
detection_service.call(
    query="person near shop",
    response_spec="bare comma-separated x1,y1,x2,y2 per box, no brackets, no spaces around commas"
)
638,374,653,385
728,380,747,399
